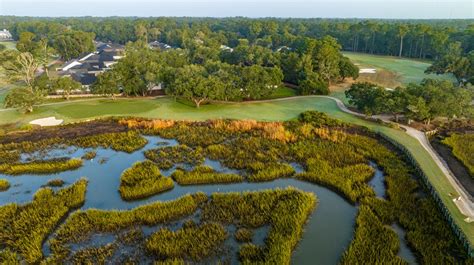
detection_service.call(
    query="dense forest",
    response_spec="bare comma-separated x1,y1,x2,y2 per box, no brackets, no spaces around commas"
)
1,17,473,59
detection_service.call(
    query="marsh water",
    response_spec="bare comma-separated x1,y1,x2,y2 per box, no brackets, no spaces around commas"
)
0,135,417,264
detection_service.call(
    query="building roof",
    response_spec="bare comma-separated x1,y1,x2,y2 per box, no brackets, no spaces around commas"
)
149,41,172,50
72,73,97,86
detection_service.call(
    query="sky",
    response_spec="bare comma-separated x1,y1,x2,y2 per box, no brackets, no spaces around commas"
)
0,0,472,19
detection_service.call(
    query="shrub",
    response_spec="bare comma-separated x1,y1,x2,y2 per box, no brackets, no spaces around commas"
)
0,179,87,263
46,179,65,187
119,160,174,200
81,150,97,160
146,222,227,261
299,111,345,127
0,179,10,191
171,165,243,185
0,158,83,175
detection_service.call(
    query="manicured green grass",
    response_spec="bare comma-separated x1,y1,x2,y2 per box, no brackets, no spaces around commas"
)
344,52,454,85
0,41,16,50
266,86,297,99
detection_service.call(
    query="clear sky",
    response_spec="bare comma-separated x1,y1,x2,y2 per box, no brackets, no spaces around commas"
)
0,0,472,19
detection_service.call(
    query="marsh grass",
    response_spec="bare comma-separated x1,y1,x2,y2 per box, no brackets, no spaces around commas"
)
235,228,253,242
47,193,207,262
81,150,97,160
144,145,204,169
0,179,10,191
248,162,295,182
0,158,83,175
171,165,243,185
71,131,147,153
0,179,87,263
119,160,174,200
69,243,117,264
146,222,227,261
202,188,316,264
46,178,65,187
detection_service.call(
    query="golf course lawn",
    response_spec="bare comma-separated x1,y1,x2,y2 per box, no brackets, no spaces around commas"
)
0,95,473,249
344,52,454,85
0,41,16,50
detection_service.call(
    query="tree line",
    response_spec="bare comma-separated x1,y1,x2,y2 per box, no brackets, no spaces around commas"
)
345,80,474,124
2,17,472,59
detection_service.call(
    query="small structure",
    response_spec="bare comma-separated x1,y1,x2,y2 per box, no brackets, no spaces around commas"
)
0,29,12,40
220,45,234,52
149,41,172,50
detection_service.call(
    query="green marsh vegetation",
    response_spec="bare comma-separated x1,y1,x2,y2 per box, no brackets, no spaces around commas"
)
0,179,87,263
119,160,174,200
126,113,472,263
0,158,82,175
201,188,316,264
81,150,97,160
71,130,147,153
442,133,474,178
144,144,205,169
235,228,253,242
47,193,207,262
46,178,65,187
146,222,228,261
0,179,10,191
171,165,243,185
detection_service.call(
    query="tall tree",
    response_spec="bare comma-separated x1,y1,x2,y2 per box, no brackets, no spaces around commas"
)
397,24,409,57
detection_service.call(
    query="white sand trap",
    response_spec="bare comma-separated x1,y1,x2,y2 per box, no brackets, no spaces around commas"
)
29,117,64,126
359,68,377,74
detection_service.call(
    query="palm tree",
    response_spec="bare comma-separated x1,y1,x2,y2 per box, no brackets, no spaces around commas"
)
398,24,410,57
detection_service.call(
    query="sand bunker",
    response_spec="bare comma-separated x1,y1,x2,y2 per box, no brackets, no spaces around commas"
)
29,117,64,126
359,68,377,74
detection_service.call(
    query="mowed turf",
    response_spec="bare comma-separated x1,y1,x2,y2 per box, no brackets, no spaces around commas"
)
344,52,454,85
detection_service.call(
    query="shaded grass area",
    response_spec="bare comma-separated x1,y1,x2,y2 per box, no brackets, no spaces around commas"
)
442,134,474,178
119,160,174,200
0,179,87,264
